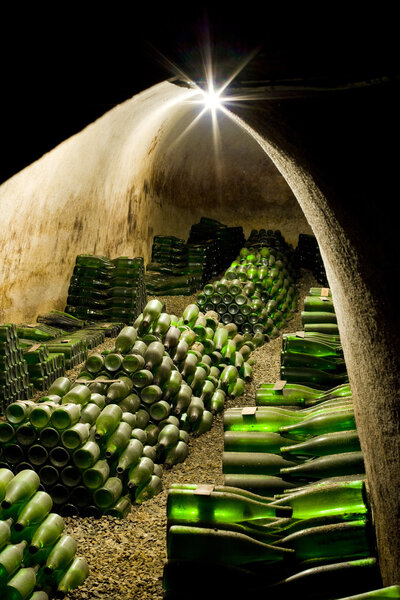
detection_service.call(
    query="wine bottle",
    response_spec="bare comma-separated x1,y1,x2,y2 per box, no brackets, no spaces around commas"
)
28,513,65,554
222,452,299,476
54,556,89,597
114,326,138,353
134,474,163,504
269,478,367,519
14,491,53,531
73,440,101,470
144,341,165,371
104,421,132,459
279,407,356,439
163,440,189,469
61,384,91,406
43,533,77,575
60,423,91,450
224,431,297,454
1,470,41,510
93,477,123,509
2,564,39,600
106,376,134,403
116,439,143,475
47,377,72,398
50,404,81,430
280,451,365,481
0,517,13,549
94,405,123,440
122,353,145,374
127,457,154,490
166,487,291,524
82,459,110,490
0,469,15,502
280,430,361,458
167,524,294,565
223,407,300,432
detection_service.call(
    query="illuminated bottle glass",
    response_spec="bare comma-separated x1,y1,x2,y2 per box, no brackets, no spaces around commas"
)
222,452,298,476
14,491,53,531
280,429,361,458
43,534,77,575
279,407,356,439
55,556,89,597
114,325,138,353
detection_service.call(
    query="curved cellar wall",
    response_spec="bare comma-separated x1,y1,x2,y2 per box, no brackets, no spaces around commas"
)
0,81,309,324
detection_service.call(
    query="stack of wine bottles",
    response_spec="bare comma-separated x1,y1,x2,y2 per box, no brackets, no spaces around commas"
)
280,329,347,389
301,287,339,335
65,254,147,323
18,342,66,393
65,254,115,321
163,476,381,600
187,217,245,276
196,231,298,337
0,324,33,416
106,256,147,322
145,236,196,296
0,299,261,518
0,467,89,598
295,232,329,287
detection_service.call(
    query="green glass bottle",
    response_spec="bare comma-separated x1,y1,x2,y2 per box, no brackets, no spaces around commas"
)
50,404,81,430
209,389,226,414
114,326,138,353
94,405,122,441
162,370,183,402
104,421,132,459
127,457,154,490
0,469,15,502
163,326,181,351
78,402,101,426
43,533,77,575
279,407,356,439
82,459,110,490
105,495,132,519
60,423,91,450
281,352,346,373
272,518,371,561
84,352,105,374
0,517,13,548
167,524,294,566
156,424,181,455
330,585,400,599
280,430,361,458
0,540,28,585
269,478,367,519
134,474,163,505
167,487,290,524
54,556,89,596
14,491,53,531
222,452,299,476
28,513,65,553
106,376,134,403
280,451,365,481
223,407,301,432
164,440,189,469
182,304,200,326
2,564,39,600
47,377,72,398
116,439,143,475
93,477,123,509
144,341,165,371
73,440,101,470
141,299,164,328
121,353,145,374
5,401,36,425
1,470,41,511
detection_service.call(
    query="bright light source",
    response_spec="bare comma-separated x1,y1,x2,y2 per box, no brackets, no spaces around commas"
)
203,86,223,111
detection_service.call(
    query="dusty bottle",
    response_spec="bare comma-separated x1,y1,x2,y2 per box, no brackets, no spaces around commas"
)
144,341,165,371
104,421,132,459
78,402,101,426
73,440,101,470
43,534,77,575
280,451,365,481
135,474,163,504
167,487,291,524
28,513,65,554
55,556,89,597
1,470,41,511
2,564,39,600
84,352,105,374
93,477,123,509
167,524,294,566
121,353,145,374
106,376,133,403
47,377,72,398
82,459,110,489
151,312,172,336
50,404,81,430
116,439,143,475
0,540,27,585
127,456,154,490
182,304,200,326
62,384,91,407
209,389,226,414
14,491,53,531
223,406,300,432
114,326,138,353
0,469,15,502
163,326,181,351
164,440,189,469
222,452,298,476
280,430,361,458
279,407,356,439
0,517,13,548
141,299,164,328
224,430,297,454
171,383,192,416
61,423,91,450
5,401,36,425
105,495,132,519
94,405,123,440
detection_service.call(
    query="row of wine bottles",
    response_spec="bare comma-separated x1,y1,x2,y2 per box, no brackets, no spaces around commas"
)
1,325,33,412
64,254,147,323
294,232,329,287
145,218,246,295
0,297,265,518
196,230,299,337
0,468,89,599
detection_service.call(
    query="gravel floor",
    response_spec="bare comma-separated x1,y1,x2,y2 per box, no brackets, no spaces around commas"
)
63,268,318,600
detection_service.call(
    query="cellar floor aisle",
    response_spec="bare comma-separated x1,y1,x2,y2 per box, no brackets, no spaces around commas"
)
63,268,318,600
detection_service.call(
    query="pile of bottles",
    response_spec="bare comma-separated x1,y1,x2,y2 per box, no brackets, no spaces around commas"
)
65,254,147,323
0,299,262,518
187,218,245,276
280,328,347,389
294,233,329,287
18,342,66,394
163,477,382,600
301,287,339,335
145,236,196,296
1,325,34,415
196,230,298,337
0,468,89,598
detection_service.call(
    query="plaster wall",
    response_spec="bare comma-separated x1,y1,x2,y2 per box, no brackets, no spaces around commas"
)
0,80,310,324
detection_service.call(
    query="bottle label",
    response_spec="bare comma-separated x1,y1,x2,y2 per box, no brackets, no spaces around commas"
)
273,380,287,391
242,406,257,415
295,331,305,338
194,484,215,496
321,287,330,296
27,343,42,352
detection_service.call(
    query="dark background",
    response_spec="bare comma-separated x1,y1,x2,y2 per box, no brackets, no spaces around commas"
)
0,4,397,184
